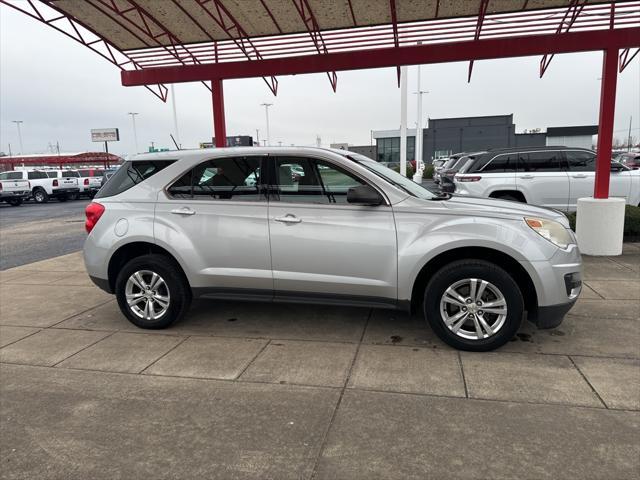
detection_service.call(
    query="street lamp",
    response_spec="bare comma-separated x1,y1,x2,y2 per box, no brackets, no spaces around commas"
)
12,121,24,154
260,103,273,146
127,112,139,153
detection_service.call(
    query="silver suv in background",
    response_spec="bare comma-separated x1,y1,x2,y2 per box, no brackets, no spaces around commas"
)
454,146,640,211
84,147,582,351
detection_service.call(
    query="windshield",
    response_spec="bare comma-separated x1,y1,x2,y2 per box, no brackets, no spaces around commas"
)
346,153,435,200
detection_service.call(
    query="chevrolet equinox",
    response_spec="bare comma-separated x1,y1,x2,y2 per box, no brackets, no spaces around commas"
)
84,147,582,351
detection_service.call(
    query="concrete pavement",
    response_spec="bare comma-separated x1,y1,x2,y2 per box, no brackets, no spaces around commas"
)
1,246,638,479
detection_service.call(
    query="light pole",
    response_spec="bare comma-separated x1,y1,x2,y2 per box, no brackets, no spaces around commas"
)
255,129,260,146
12,121,24,154
128,112,139,153
260,103,273,146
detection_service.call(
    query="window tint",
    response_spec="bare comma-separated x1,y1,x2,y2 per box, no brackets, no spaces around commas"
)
566,151,596,172
45,171,58,178
96,160,174,199
482,154,517,173
79,170,91,177
519,151,564,172
27,171,48,180
167,156,262,201
62,170,80,177
0,172,23,180
272,157,365,204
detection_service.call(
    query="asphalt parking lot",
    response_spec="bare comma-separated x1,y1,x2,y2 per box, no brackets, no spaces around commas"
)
0,246,638,479
0,200,90,270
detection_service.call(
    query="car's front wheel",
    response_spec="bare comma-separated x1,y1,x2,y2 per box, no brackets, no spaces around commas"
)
424,259,524,351
115,254,191,329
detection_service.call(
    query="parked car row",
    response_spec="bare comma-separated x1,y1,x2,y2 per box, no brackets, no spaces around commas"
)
0,167,119,206
431,146,640,212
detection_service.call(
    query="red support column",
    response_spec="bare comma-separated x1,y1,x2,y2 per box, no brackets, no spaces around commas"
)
212,78,226,147
594,48,618,199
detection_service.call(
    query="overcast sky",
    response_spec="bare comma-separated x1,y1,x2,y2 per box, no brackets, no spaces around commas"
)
1,4,639,158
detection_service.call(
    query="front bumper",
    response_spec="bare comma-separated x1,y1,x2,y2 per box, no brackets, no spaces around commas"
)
522,243,582,329
528,299,576,329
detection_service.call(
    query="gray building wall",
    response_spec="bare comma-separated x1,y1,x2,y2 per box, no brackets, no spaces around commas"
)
423,115,516,161
348,145,377,160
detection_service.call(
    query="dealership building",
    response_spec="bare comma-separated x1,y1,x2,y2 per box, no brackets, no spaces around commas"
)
370,114,598,163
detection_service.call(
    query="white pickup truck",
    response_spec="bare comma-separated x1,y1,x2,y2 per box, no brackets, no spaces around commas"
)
0,172,30,206
6,169,80,203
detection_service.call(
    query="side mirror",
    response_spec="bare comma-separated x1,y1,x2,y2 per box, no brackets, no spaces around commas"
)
347,184,384,206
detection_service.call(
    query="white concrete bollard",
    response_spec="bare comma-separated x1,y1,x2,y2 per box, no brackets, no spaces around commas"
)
576,197,626,256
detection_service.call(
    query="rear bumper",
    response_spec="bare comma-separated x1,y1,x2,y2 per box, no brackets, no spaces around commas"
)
0,191,30,199
89,275,112,294
53,188,80,196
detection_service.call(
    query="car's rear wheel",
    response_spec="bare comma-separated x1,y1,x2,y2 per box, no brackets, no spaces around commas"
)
33,188,48,204
423,259,524,351
8,198,23,206
115,254,191,329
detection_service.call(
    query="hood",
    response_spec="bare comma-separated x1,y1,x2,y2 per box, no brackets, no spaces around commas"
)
395,194,570,226
445,195,569,224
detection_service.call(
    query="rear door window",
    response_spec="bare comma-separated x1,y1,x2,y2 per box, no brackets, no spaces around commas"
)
167,156,263,201
482,154,517,172
519,151,564,172
566,151,596,172
96,160,175,199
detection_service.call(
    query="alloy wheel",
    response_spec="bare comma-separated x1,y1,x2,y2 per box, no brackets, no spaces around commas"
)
125,270,171,321
439,278,508,341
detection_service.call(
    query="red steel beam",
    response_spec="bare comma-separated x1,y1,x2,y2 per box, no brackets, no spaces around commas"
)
594,48,618,199
467,0,490,83
212,79,226,147
83,0,212,91
195,0,278,95
539,0,586,78
0,0,168,101
121,27,640,86
291,0,338,92
389,0,401,86
619,47,640,72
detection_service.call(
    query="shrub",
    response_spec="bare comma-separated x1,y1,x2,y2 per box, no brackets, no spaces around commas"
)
392,164,415,178
566,204,640,239
424,165,434,179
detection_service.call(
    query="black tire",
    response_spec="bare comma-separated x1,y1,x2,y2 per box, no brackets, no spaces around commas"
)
58,194,68,202
115,254,192,329
32,188,48,204
8,198,23,206
423,259,524,351
69,193,80,200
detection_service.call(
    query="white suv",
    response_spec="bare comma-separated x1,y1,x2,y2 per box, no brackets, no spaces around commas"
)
453,147,640,211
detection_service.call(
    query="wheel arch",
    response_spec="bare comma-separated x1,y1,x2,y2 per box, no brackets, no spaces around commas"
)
410,246,537,314
107,241,189,293
488,190,527,202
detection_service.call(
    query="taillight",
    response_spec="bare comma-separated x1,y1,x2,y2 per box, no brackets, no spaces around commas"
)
456,175,482,182
53,179,58,187
0,183,3,191
85,202,105,233
84,178,90,185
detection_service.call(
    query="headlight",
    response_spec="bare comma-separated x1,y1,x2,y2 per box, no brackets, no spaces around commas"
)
525,217,573,249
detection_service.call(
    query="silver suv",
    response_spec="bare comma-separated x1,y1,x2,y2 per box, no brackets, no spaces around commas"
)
84,147,582,351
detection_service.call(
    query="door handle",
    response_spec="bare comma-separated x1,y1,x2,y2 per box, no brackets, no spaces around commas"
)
171,207,196,216
520,175,534,180
571,174,588,179
275,214,302,224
